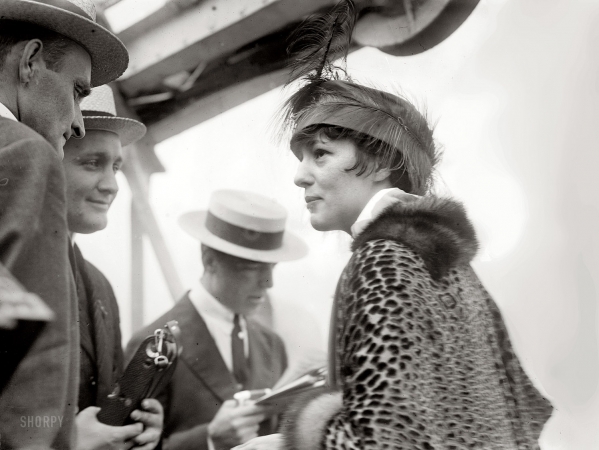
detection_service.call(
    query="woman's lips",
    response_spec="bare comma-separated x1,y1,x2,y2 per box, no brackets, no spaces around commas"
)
87,199,110,210
305,196,321,211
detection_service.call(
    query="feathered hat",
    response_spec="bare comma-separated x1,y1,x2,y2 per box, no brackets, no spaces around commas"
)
280,0,439,195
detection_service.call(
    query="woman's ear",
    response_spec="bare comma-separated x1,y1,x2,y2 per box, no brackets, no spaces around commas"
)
18,39,45,85
373,166,392,183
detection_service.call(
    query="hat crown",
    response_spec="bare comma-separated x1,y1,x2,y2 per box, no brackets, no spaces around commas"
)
30,0,96,21
81,85,116,116
209,190,287,233
64,0,95,21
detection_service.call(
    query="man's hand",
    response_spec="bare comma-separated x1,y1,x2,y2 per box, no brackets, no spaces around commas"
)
76,406,143,450
232,433,284,450
207,399,267,450
130,398,164,450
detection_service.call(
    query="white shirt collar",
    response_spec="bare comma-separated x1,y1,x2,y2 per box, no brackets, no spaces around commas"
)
188,280,236,324
0,102,17,122
355,188,397,225
187,279,250,371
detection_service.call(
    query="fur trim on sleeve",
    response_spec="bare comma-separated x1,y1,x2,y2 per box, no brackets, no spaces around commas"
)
281,388,343,450
352,196,478,280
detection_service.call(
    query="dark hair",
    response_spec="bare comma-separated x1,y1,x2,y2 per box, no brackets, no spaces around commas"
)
0,20,74,72
292,124,413,193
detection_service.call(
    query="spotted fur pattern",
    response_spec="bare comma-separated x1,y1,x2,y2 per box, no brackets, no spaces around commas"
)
283,198,552,450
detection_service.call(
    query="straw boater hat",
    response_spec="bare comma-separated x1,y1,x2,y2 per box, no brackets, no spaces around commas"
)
0,0,128,86
179,190,308,263
81,85,146,146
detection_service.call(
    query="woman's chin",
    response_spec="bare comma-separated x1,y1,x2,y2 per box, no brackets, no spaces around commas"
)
310,216,337,232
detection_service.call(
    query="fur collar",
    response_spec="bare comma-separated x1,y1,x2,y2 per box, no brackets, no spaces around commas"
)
352,196,478,280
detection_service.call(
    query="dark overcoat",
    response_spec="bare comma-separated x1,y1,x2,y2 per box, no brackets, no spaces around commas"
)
126,294,287,450
71,244,124,411
0,118,79,449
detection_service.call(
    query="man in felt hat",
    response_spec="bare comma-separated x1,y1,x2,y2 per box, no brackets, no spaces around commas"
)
126,190,308,450
63,85,165,450
0,1,128,448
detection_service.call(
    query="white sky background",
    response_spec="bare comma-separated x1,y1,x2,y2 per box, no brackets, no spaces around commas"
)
79,0,599,448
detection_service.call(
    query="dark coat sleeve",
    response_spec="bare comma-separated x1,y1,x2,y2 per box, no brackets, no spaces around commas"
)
81,260,125,404
0,136,54,267
0,127,79,449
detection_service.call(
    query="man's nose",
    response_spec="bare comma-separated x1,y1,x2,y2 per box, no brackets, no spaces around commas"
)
71,104,85,139
260,265,274,289
98,171,119,196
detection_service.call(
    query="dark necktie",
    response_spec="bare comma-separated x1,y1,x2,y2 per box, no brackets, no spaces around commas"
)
232,314,249,389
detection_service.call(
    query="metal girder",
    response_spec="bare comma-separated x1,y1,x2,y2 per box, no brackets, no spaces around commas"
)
112,85,185,331
147,68,287,144
118,0,338,98
354,0,481,56
95,0,124,9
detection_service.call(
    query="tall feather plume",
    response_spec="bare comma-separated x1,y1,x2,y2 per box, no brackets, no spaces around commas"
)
286,0,356,83
276,0,357,135
276,0,439,194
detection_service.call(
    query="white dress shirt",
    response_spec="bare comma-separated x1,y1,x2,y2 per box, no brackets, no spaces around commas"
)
188,281,251,450
187,280,249,372
0,102,17,122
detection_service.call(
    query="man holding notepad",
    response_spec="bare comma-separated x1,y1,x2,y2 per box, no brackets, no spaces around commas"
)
126,189,308,450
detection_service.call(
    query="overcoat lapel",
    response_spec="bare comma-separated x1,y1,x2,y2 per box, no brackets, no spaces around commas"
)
176,295,239,401
73,245,114,402
69,243,95,362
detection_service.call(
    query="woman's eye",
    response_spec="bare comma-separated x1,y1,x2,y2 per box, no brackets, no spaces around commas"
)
314,149,328,159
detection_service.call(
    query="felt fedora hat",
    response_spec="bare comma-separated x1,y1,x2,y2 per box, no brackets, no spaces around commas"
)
179,190,308,263
82,85,146,146
0,0,129,86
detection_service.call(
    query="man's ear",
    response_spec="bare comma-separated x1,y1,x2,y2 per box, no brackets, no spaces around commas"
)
18,39,45,85
201,250,216,273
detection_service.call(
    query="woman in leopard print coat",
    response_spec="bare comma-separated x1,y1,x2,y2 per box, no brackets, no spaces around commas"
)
282,195,554,449
234,79,553,450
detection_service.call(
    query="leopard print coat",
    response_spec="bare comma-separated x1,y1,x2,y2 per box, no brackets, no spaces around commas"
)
282,197,553,450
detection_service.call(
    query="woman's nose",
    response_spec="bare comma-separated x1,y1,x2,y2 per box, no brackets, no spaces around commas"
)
294,159,312,188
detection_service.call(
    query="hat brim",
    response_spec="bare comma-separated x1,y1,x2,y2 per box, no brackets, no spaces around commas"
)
1,0,129,86
84,116,146,146
179,211,309,263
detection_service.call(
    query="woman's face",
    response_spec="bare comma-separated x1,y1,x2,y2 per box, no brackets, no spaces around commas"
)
293,136,386,234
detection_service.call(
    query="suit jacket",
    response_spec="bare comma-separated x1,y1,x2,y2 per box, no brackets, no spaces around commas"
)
0,118,79,449
126,294,287,450
71,244,124,411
